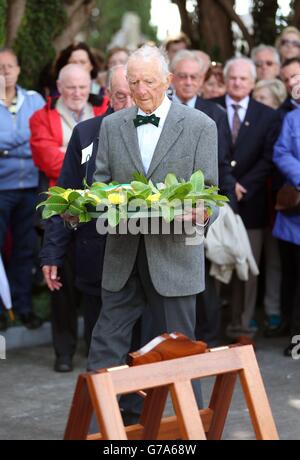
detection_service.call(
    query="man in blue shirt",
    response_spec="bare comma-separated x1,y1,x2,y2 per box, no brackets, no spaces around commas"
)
0,48,45,330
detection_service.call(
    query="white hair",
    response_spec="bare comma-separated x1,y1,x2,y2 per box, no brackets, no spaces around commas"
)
251,44,280,65
170,49,206,74
126,45,170,79
57,63,91,83
224,57,257,81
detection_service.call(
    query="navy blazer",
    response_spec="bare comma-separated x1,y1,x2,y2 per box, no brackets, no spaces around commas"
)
40,113,110,296
194,96,237,210
211,96,281,229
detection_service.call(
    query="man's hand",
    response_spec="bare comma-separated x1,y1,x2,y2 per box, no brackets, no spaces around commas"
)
61,213,80,228
42,265,63,291
174,203,209,225
235,182,247,202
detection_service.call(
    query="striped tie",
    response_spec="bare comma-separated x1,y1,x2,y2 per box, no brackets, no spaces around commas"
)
231,104,241,144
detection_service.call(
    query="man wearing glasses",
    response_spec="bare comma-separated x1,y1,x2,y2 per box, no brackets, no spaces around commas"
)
251,45,280,81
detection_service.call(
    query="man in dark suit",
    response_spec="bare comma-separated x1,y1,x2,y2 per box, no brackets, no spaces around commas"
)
212,57,281,343
171,49,236,345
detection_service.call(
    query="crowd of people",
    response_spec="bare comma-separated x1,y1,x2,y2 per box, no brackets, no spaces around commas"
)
1,26,300,381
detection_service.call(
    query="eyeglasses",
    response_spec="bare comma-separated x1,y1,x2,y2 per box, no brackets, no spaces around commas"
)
281,39,300,48
255,60,276,68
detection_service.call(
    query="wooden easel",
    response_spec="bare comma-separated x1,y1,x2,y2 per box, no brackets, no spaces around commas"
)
64,336,278,440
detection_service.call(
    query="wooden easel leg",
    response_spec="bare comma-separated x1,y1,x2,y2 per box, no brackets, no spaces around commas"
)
170,380,207,440
206,372,238,440
140,386,169,439
64,374,93,440
87,373,127,440
239,347,279,440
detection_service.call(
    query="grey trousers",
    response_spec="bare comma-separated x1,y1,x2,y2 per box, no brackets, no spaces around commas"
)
87,238,202,408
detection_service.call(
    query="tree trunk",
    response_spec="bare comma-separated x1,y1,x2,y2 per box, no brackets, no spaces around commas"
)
53,0,95,53
5,0,27,47
172,0,199,48
196,0,234,61
252,0,278,46
292,0,300,29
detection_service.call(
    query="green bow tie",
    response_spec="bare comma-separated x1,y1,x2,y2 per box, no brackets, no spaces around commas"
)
133,114,160,128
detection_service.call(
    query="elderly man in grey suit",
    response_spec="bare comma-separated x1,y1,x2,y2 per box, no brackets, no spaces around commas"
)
87,46,218,415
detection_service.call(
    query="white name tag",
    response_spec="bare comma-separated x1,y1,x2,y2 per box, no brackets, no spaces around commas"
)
81,142,93,165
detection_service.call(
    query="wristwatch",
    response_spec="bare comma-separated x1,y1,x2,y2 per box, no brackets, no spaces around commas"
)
0,150,9,157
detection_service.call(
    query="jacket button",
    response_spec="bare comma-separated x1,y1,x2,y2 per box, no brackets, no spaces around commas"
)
231,160,237,167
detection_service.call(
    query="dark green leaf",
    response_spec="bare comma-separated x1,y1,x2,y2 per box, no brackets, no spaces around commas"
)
132,172,148,184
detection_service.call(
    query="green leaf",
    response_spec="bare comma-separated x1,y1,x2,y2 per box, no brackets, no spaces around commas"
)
132,172,148,184
44,195,68,205
67,191,82,203
166,183,193,201
42,208,59,219
164,173,178,187
131,181,150,192
107,207,120,227
79,212,92,223
160,204,175,223
148,180,159,194
190,170,204,193
48,186,67,195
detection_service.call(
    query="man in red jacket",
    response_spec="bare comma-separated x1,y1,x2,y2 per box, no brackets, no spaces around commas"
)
30,63,109,187
29,63,109,372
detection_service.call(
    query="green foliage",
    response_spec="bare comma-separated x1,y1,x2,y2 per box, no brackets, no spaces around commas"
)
0,0,7,47
13,0,66,89
87,0,157,51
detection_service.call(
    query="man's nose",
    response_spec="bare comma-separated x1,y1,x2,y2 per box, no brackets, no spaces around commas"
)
136,82,148,95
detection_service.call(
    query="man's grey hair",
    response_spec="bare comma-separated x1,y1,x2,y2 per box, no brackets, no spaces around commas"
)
57,63,91,83
170,49,206,74
224,57,257,81
106,64,126,92
126,45,170,79
251,44,280,65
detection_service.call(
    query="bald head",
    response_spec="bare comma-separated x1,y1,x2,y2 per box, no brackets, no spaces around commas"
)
57,64,91,116
57,63,91,85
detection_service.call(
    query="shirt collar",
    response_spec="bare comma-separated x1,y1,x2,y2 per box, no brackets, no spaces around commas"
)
137,94,171,126
226,94,250,110
172,93,197,108
291,98,300,108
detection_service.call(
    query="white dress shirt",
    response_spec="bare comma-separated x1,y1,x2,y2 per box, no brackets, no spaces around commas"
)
172,93,197,108
136,95,171,174
225,95,249,130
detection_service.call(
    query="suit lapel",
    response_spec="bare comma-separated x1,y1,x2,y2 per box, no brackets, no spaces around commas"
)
120,108,146,174
146,103,184,178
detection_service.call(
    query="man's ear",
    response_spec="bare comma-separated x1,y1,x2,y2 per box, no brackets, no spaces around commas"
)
167,73,173,87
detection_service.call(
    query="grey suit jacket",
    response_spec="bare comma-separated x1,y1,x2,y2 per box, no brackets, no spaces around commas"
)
94,102,218,296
